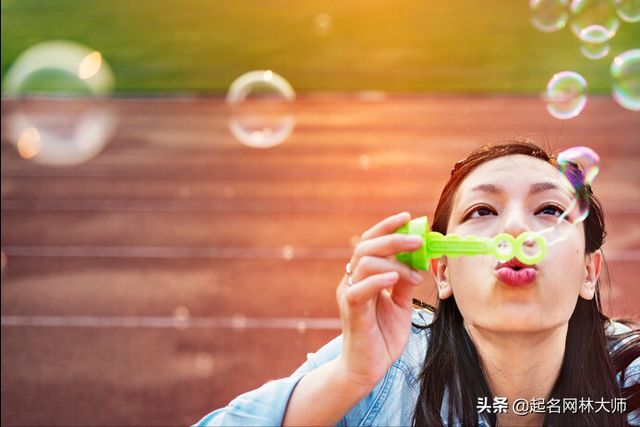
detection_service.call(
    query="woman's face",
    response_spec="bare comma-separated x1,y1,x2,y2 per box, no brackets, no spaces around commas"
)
436,154,600,333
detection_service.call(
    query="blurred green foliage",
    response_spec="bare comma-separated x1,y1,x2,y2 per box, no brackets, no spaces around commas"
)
1,0,638,93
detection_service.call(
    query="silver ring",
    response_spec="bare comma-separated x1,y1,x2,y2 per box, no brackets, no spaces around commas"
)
348,276,356,287
346,262,353,276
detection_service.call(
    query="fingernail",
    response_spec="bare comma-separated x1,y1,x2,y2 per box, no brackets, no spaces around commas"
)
383,272,399,283
396,212,410,220
411,271,423,284
405,235,423,245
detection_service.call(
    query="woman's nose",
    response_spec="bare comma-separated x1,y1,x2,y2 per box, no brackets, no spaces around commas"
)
501,208,531,237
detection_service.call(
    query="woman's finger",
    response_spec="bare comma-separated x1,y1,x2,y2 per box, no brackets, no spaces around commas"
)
343,271,400,309
360,212,411,242
352,233,423,265
352,255,423,287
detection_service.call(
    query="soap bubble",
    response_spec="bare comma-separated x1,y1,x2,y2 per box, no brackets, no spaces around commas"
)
529,0,569,32
313,13,334,37
539,146,601,246
610,49,640,111
359,154,372,171
570,0,620,43
282,245,294,261
614,0,640,22
544,71,588,119
226,70,296,148
2,40,117,166
232,313,248,331
557,147,599,224
297,321,307,334
580,40,610,60
173,306,191,330
194,352,215,377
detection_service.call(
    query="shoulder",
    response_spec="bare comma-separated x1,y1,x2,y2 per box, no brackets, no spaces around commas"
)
606,319,640,374
605,320,640,425
605,319,636,338
605,319,640,360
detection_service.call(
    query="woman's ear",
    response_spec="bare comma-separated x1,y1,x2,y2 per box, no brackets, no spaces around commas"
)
431,257,452,299
580,250,602,300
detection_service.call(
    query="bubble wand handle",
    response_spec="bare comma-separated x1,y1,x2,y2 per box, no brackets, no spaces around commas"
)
395,216,546,271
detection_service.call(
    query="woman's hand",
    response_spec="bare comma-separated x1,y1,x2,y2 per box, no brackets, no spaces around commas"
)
282,212,425,426
336,212,424,390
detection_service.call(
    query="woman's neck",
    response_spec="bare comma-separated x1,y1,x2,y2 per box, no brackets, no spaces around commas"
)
465,322,568,427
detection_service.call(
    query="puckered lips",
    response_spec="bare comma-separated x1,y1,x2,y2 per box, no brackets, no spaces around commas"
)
495,258,538,287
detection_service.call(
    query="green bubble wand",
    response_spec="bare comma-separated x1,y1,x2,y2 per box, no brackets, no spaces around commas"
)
395,216,547,271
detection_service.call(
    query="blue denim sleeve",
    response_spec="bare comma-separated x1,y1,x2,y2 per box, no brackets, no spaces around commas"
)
625,353,640,426
608,322,640,426
193,335,344,426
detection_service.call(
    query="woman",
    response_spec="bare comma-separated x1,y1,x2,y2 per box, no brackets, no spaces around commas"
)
195,141,640,426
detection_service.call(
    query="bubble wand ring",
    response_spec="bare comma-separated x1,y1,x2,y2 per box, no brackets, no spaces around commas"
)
395,217,547,271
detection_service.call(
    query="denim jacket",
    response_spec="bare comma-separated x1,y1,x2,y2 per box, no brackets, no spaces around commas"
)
194,310,640,426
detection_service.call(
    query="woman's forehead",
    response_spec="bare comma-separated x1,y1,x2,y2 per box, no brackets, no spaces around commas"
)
455,155,563,200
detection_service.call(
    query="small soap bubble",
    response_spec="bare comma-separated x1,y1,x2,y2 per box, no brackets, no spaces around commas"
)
313,13,334,37
194,352,215,377
359,155,372,171
16,127,42,159
610,49,640,111
539,147,601,247
226,70,296,148
297,321,307,334
614,0,640,22
529,0,569,32
232,313,248,330
544,71,588,119
580,40,610,60
557,146,601,189
282,245,294,261
173,306,191,330
557,147,599,223
2,40,117,166
570,0,620,43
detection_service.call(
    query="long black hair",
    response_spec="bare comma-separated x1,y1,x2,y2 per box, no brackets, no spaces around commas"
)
412,141,640,426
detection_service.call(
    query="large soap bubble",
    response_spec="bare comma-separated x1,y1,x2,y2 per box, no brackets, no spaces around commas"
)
2,40,117,166
544,71,588,119
226,70,296,148
570,0,620,43
610,49,640,111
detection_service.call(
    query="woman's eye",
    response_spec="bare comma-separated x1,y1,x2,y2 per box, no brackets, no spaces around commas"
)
537,204,564,217
467,206,496,219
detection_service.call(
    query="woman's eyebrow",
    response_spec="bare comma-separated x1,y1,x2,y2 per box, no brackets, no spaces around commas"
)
468,181,564,195
530,181,562,194
469,183,501,194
